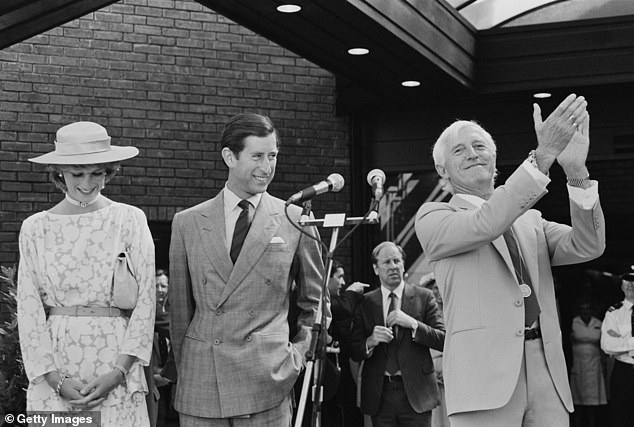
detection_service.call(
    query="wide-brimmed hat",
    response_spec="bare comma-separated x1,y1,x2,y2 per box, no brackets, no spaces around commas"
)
29,121,139,165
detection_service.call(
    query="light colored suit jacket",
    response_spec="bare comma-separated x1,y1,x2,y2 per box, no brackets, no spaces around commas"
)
169,191,325,418
415,166,605,416
349,283,445,416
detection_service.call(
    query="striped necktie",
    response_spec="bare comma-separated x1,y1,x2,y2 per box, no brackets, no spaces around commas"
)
230,199,251,263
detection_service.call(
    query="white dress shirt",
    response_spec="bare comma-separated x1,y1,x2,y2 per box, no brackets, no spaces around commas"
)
601,299,634,364
381,282,404,324
223,186,262,253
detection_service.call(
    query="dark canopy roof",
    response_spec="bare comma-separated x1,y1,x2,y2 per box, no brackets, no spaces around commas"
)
2,0,634,111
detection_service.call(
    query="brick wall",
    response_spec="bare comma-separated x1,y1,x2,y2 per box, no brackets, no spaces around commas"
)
0,0,351,265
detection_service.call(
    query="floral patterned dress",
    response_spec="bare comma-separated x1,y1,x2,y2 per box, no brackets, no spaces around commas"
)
17,202,155,426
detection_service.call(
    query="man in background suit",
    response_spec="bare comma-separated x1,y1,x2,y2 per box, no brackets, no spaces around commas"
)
415,94,605,427
169,113,325,426
350,241,445,427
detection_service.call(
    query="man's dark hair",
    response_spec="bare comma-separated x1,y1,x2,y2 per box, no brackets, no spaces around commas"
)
330,260,344,277
220,113,277,155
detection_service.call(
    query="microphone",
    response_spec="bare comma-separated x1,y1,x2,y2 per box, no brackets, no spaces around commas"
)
367,169,386,200
286,173,345,205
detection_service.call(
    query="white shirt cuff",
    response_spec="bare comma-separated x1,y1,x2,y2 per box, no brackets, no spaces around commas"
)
365,342,374,357
411,321,418,338
567,180,599,209
521,160,551,187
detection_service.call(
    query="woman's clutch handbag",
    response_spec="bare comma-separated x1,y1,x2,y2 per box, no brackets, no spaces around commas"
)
112,249,139,309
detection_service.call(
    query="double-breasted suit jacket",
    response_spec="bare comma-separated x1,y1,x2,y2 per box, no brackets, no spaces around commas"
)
415,166,605,416
349,282,445,416
169,190,324,418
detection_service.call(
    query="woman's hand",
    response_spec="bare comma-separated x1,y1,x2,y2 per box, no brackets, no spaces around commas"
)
59,377,85,401
68,370,123,409
44,372,85,402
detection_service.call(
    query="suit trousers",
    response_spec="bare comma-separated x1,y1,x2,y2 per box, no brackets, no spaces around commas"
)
179,395,292,427
449,338,569,427
372,378,432,427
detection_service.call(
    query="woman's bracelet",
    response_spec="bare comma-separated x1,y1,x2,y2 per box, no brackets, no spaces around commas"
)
55,373,68,395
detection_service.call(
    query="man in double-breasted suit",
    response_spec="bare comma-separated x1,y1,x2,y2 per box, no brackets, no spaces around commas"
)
169,113,325,426
415,94,605,427
350,241,445,427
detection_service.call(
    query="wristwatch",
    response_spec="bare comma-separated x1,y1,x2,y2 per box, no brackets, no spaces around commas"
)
567,174,590,188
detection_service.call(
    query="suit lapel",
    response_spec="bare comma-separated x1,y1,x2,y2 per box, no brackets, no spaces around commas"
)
195,194,232,284
368,289,384,328
450,195,517,281
399,283,416,342
367,289,387,355
491,235,517,281
219,193,281,306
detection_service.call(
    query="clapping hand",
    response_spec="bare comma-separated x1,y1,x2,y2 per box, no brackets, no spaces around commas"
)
557,112,590,178
533,94,588,174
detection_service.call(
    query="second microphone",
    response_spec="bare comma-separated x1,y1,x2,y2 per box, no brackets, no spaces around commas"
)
286,173,345,205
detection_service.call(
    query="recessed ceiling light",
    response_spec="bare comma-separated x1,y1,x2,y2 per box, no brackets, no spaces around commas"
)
277,4,301,13
401,80,420,87
533,92,552,99
348,47,369,56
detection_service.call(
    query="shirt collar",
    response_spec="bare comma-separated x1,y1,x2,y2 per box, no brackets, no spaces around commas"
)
223,184,263,210
455,193,486,207
381,281,405,301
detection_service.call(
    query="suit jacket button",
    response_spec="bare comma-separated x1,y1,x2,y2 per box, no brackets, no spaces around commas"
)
265,279,272,286
203,278,207,285
515,299,523,307
248,310,255,317
516,329,524,337
216,310,223,316
246,335,252,341
214,339,220,345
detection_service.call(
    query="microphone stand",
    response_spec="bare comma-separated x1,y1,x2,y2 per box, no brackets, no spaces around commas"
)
294,210,379,427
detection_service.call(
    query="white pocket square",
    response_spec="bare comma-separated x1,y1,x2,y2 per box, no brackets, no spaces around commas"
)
270,236,285,244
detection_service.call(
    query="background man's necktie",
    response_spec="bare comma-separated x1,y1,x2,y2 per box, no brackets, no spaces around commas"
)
385,292,400,375
230,199,251,263
503,228,541,326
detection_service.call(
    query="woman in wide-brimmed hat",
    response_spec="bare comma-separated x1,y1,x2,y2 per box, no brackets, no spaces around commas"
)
17,121,155,426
